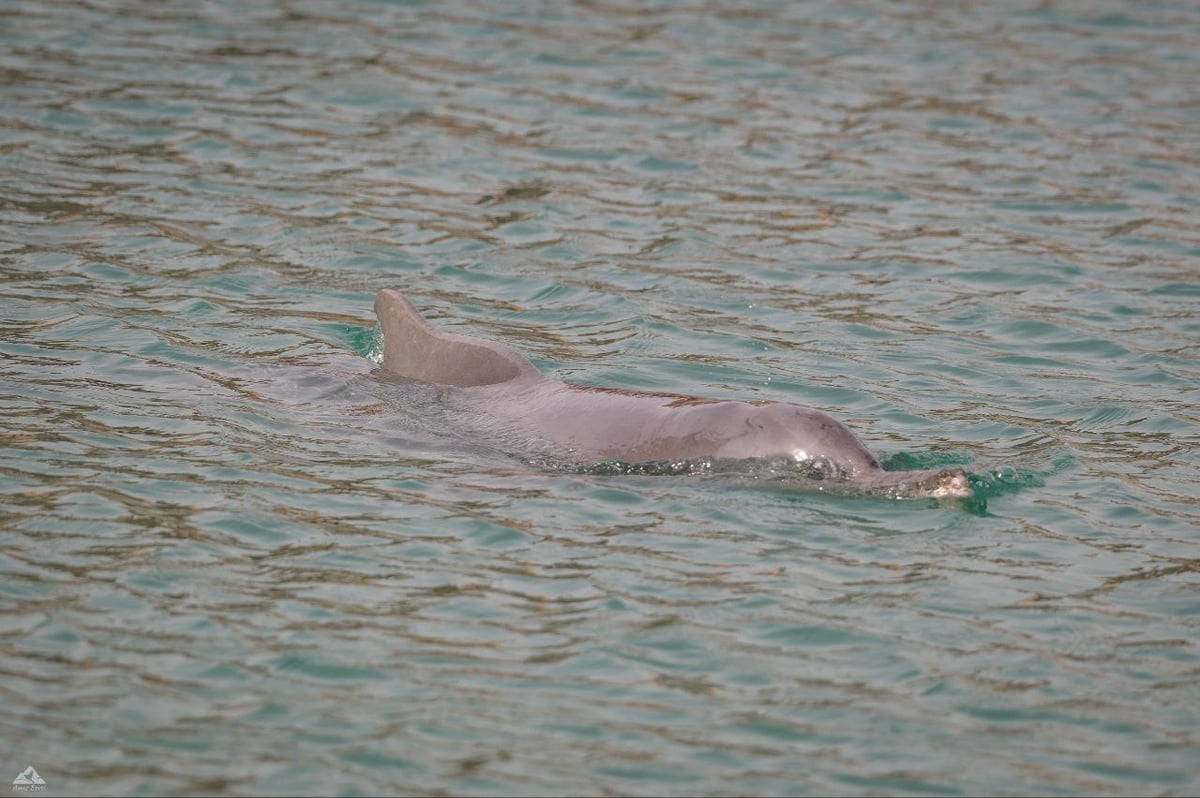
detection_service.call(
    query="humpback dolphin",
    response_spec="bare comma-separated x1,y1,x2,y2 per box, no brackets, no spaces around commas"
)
373,289,974,500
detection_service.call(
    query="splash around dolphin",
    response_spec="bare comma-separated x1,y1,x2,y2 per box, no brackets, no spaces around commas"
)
372,289,974,500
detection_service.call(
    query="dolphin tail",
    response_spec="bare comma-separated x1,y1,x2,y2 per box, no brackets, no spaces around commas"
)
373,289,542,387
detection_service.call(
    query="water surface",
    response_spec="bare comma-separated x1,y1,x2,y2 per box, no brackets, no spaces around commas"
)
2,1,1198,795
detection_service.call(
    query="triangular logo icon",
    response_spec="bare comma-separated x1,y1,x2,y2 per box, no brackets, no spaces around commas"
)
12,766,45,786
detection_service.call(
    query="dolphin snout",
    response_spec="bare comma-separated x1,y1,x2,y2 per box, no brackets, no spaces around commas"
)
927,469,973,499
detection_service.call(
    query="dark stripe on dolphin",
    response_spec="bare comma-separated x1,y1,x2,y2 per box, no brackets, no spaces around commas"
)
373,289,973,500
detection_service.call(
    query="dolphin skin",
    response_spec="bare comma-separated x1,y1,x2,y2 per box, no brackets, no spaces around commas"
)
373,289,974,500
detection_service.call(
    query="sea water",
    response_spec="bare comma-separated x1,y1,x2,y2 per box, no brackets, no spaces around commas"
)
1,1,1197,795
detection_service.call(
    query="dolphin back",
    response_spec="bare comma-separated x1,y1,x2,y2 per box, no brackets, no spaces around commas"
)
373,289,543,387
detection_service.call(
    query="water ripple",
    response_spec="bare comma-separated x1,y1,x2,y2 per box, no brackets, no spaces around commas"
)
2,0,1199,795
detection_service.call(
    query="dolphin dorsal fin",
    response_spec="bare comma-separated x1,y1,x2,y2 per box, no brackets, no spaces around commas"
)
373,289,542,387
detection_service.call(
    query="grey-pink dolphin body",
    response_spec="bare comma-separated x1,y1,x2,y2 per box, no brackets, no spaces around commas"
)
374,289,973,499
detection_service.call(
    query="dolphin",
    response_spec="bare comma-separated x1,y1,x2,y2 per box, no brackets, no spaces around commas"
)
372,289,974,500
